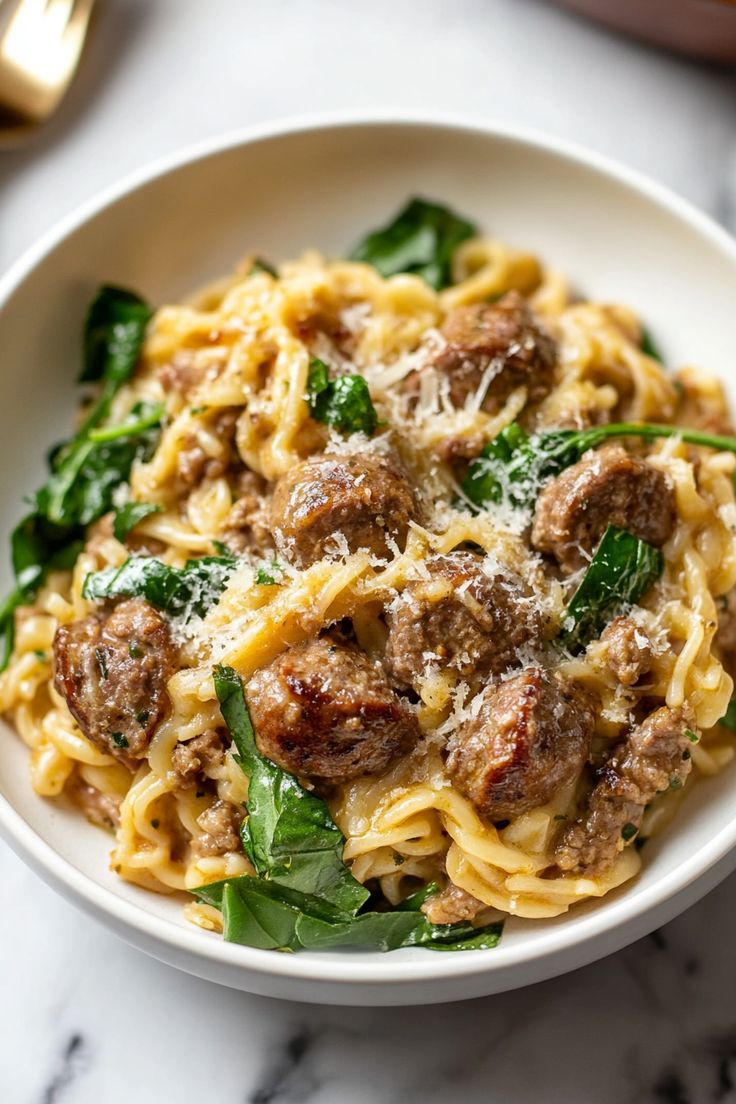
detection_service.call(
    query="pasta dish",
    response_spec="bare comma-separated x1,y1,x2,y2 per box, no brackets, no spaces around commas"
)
2,198,736,953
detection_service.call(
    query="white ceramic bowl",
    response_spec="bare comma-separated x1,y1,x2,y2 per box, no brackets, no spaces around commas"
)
2,115,736,1006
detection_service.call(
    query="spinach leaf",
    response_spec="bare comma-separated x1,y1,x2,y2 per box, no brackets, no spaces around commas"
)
113,501,163,542
83,551,237,620
213,664,370,916
0,286,154,673
36,402,162,529
0,590,24,671
463,420,736,514
80,285,152,385
196,875,504,953
306,358,378,436
249,258,277,277
560,525,663,651
350,198,476,290
88,401,164,444
11,514,83,598
719,698,736,732
461,422,538,511
422,925,504,952
640,327,664,363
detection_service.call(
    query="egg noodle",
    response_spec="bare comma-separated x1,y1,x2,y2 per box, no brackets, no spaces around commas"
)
2,231,735,933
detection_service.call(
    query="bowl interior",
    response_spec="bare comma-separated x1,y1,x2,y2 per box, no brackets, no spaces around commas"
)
2,119,736,994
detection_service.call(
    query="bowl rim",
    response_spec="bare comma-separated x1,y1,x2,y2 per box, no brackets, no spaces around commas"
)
2,109,736,989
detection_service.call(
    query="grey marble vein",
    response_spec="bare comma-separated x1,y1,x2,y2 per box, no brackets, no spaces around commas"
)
39,1035,88,1104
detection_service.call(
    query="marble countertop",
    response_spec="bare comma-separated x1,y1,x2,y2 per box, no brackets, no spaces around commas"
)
2,1,736,1100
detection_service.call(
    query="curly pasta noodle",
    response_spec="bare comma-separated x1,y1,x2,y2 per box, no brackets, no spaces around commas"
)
2,234,735,929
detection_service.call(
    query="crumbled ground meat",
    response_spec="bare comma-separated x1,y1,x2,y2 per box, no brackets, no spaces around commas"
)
675,367,734,437
716,588,736,655
67,776,121,830
600,616,654,686
191,799,244,857
53,598,175,766
160,353,208,396
175,409,240,489
169,730,226,790
220,470,275,556
554,705,695,876
435,432,486,463
421,882,486,926
531,445,676,574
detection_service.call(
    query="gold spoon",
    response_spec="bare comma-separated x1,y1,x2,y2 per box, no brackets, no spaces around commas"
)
0,0,95,148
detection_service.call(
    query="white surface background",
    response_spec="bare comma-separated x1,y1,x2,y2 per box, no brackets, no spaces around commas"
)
2,2,736,1101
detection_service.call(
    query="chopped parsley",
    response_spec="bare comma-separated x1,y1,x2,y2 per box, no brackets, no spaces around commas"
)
110,732,129,749
621,822,638,842
254,560,283,586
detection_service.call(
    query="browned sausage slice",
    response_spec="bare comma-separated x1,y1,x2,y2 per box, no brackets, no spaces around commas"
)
412,291,556,414
385,552,542,691
446,668,594,821
270,453,419,567
246,636,420,782
554,705,695,876
531,445,675,574
53,598,175,766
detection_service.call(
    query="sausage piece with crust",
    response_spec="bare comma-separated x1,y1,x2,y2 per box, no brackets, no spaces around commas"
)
446,667,595,821
385,552,543,692
246,636,420,783
412,291,556,414
53,598,175,766
553,705,695,876
270,453,419,567
531,445,675,574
